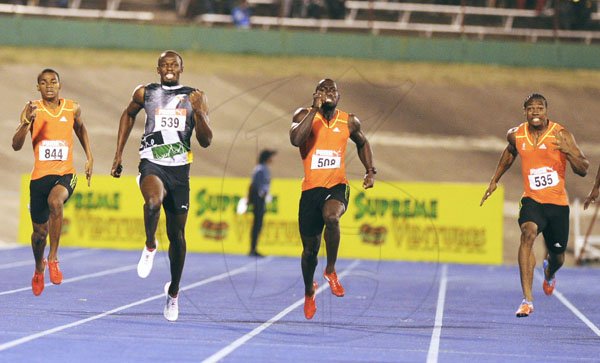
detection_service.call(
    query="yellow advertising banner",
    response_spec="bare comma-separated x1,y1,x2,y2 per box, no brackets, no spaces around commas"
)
18,175,503,264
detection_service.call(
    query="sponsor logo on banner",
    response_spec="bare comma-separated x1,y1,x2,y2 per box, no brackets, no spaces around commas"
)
18,176,503,264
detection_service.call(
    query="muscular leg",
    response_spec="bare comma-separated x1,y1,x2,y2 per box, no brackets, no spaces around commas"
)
46,185,69,262
250,199,265,253
140,175,164,249
300,234,321,295
31,222,48,273
518,222,538,302
545,250,564,280
165,210,187,297
322,199,346,275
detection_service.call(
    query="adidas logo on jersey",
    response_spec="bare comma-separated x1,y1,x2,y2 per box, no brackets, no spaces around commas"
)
333,127,340,133
59,116,68,122
539,144,547,149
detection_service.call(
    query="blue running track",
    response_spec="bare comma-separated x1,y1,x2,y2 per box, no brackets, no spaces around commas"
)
0,246,599,362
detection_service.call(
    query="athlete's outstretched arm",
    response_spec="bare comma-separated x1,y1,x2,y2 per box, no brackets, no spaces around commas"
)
480,130,518,206
73,102,94,186
111,85,144,178
349,114,375,189
190,89,212,148
583,163,600,210
290,92,324,147
12,101,36,151
553,129,589,177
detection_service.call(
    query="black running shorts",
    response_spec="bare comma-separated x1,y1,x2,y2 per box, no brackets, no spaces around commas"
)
29,174,77,224
298,183,350,237
138,159,190,215
518,197,570,254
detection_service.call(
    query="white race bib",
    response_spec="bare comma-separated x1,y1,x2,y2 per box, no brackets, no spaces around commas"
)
311,149,341,170
528,167,559,190
155,108,186,132
39,141,68,161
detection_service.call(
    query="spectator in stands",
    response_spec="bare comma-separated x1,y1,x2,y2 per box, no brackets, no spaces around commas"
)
325,0,345,19
307,0,324,19
280,0,294,17
480,93,588,318
232,0,251,28
556,0,595,30
569,0,594,29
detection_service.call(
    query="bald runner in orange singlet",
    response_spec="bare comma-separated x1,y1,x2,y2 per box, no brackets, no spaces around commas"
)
480,93,588,318
12,69,94,296
290,79,375,320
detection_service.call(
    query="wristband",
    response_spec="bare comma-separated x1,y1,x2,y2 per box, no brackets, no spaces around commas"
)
366,167,377,175
22,118,31,125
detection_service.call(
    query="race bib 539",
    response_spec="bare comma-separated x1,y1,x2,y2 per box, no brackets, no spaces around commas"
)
155,109,186,132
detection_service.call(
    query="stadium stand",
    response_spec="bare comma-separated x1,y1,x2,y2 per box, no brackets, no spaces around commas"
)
195,1,600,43
0,0,599,42
0,0,155,20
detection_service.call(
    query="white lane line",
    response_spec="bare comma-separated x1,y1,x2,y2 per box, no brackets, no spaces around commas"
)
202,259,361,363
0,264,137,296
0,249,97,269
427,264,448,363
534,273,600,337
0,258,271,352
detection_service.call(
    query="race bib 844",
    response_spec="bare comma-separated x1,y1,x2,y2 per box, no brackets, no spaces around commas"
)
39,140,68,161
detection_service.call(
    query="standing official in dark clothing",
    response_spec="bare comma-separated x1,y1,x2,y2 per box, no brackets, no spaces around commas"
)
248,149,276,257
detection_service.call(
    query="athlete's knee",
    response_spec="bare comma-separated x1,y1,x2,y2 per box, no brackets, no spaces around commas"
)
548,242,567,255
302,247,319,262
520,224,537,244
323,213,340,229
47,198,64,216
31,225,48,243
144,196,162,212
167,229,185,246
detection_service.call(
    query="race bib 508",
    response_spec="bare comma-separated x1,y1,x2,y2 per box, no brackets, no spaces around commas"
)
311,149,341,170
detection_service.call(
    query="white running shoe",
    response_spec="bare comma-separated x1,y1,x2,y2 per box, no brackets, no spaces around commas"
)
137,242,157,278
163,282,179,322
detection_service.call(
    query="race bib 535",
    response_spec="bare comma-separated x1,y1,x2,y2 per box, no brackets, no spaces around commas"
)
528,167,559,190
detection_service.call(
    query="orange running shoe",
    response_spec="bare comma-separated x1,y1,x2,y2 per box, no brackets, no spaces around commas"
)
515,300,534,318
323,270,345,297
31,259,46,296
48,260,63,285
542,259,555,296
304,281,317,320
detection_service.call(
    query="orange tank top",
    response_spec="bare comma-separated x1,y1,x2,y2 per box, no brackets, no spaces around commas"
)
300,109,350,191
30,99,76,180
515,121,568,205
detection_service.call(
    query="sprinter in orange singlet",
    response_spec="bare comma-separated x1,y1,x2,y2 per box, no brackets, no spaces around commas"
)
12,69,94,296
480,93,588,318
290,79,375,320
